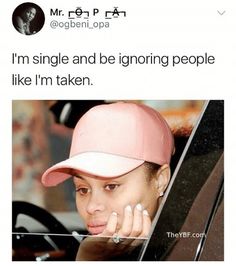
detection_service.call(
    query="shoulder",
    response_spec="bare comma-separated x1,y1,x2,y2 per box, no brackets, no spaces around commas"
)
14,16,24,26
13,16,28,34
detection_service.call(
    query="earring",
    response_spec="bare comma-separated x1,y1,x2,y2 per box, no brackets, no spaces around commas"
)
159,192,164,197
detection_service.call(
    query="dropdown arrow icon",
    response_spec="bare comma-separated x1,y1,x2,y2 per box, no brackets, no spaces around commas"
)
217,10,226,15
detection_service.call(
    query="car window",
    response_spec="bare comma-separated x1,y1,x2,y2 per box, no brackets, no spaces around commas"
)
139,100,224,261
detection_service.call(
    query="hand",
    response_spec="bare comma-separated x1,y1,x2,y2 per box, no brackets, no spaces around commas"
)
76,204,151,260
101,203,151,242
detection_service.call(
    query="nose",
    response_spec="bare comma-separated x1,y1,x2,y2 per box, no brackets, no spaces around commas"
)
86,191,105,215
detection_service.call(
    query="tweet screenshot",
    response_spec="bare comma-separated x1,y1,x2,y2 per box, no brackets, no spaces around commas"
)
1,0,235,263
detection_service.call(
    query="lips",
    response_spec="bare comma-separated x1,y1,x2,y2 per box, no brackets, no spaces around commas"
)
87,222,107,235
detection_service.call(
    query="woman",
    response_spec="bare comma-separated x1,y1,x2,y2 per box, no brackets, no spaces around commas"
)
42,102,174,260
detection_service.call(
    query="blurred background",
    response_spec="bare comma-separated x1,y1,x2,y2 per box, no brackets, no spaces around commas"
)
12,100,205,215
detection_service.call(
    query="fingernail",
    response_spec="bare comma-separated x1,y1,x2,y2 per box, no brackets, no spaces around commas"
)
125,205,132,212
112,212,117,216
143,210,149,216
136,203,142,211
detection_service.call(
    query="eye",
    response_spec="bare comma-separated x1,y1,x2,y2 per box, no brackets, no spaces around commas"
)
76,187,90,196
104,184,119,191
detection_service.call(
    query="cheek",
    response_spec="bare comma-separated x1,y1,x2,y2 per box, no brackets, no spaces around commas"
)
109,198,126,214
106,197,130,225
111,196,143,225
133,184,158,217
143,193,158,219
114,189,148,215
75,197,87,221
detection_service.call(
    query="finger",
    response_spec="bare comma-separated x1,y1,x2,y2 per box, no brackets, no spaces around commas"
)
130,209,151,247
140,209,152,237
118,205,133,237
100,212,118,236
130,203,143,237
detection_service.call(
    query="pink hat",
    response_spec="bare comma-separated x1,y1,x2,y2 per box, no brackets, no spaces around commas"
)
42,102,174,187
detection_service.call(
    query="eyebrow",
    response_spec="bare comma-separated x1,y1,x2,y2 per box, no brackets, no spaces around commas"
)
73,175,87,187
73,174,85,180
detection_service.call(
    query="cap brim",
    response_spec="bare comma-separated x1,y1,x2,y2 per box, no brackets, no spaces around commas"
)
42,152,144,187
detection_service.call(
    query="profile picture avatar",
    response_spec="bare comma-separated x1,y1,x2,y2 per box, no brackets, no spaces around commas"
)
12,2,45,35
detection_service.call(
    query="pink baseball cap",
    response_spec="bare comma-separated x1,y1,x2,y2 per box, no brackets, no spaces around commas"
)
42,102,174,187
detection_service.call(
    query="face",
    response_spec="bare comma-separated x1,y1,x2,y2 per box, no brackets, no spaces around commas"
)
24,7,36,22
73,164,159,235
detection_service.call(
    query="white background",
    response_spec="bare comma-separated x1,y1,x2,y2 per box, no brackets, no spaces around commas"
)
0,0,235,264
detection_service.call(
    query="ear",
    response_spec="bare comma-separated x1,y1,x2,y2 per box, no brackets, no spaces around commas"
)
154,164,171,197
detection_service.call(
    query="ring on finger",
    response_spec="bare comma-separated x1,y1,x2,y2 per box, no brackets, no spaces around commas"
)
112,233,123,244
